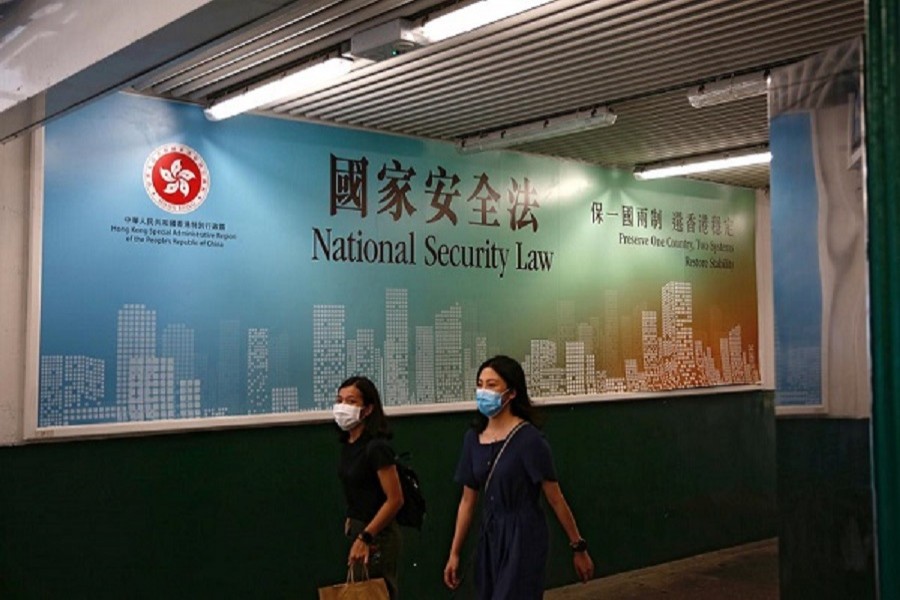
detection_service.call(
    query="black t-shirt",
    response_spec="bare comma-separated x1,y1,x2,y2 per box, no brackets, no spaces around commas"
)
338,432,396,522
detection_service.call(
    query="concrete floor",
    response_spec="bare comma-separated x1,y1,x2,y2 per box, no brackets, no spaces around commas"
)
545,538,779,600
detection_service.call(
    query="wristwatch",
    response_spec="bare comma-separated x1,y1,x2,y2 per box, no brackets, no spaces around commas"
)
569,538,588,553
358,530,375,545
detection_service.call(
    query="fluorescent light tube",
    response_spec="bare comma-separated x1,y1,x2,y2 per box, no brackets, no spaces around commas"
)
633,150,772,180
688,72,769,108
205,57,354,121
420,0,555,42
458,107,617,153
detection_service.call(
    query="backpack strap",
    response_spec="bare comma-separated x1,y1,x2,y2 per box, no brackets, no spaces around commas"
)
484,421,528,494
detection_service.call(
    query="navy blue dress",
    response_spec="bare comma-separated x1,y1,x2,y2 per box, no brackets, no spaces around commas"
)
454,423,558,600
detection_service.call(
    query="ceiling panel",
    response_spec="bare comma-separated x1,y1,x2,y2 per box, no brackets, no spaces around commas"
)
132,0,865,189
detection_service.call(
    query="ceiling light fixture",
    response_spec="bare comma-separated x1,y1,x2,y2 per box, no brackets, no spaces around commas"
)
420,0,555,42
458,107,617,153
204,56,354,121
203,0,557,121
633,146,772,180
687,71,770,108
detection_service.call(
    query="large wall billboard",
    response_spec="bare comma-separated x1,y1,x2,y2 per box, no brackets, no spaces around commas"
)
34,92,759,433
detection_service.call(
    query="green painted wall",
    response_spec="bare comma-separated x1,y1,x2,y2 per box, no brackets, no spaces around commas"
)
0,391,776,598
867,0,900,595
776,418,875,599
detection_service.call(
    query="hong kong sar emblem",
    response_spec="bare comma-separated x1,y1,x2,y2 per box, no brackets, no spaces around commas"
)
143,143,210,214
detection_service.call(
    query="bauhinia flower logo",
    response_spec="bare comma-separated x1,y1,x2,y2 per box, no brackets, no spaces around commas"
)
162,159,196,195
143,143,210,214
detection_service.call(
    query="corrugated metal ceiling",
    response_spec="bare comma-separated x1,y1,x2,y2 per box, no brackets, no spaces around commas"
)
134,0,865,189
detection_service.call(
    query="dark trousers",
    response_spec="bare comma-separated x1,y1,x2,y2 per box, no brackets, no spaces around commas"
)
347,518,402,599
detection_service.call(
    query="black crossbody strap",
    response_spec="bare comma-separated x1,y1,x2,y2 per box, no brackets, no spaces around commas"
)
484,421,528,494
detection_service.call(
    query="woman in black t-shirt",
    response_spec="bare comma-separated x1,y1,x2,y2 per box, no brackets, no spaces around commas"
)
334,376,404,598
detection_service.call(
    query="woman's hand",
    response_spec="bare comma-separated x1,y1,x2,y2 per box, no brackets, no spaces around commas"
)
445,486,478,589
573,550,594,582
348,538,370,565
443,553,462,589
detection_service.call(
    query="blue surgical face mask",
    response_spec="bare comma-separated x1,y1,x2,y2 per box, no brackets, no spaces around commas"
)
476,388,508,418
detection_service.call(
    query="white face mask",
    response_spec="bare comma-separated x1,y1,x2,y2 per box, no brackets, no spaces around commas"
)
333,403,363,431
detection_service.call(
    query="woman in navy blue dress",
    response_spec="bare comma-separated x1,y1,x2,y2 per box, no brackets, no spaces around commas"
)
443,355,594,599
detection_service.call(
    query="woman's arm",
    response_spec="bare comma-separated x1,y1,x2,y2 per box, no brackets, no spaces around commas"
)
542,480,595,582
348,464,404,565
443,485,479,589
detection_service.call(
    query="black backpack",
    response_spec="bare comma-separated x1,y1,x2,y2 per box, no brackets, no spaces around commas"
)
394,452,426,529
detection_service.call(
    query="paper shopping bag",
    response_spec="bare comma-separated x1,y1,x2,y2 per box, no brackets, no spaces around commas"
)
318,566,390,600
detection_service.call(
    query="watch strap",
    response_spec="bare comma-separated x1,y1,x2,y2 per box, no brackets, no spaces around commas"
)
358,530,374,544
569,538,588,552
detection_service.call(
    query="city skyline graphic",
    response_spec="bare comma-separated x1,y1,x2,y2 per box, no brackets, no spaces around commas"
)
38,281,758,427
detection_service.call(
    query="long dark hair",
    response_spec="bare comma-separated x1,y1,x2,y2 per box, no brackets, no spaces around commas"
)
337,375,392,442
472,355,542,432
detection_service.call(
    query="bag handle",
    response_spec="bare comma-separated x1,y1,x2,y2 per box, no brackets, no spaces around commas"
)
347,563,370,584
484,420,528,494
